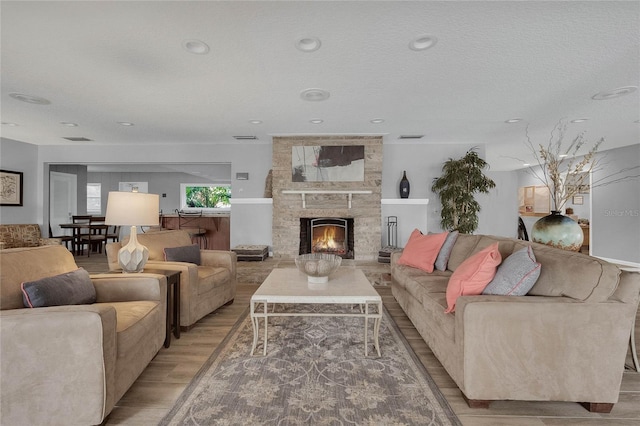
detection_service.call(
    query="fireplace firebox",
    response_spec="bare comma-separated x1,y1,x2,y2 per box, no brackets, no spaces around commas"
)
300,218,354,259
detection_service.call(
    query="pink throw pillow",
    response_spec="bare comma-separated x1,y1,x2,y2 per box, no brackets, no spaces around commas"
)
397,229,449,273
444,242,502,313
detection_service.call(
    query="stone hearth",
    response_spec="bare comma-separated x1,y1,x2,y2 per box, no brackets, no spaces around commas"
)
272,136,382,261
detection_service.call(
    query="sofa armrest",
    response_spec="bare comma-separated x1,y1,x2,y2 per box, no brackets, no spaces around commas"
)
201,250,237,278
455,295,636,402
90,274,166,303
0,305,118,425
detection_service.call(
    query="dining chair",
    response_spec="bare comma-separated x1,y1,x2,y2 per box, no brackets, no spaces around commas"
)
79,217,108,257
106,225,121,243
71,215,92,255
48,224,73,250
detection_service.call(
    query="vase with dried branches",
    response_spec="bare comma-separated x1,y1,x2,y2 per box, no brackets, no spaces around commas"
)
524,121,602,251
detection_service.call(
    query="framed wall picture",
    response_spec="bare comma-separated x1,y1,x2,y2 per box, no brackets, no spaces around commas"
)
0,169,24,206
572,195,584,205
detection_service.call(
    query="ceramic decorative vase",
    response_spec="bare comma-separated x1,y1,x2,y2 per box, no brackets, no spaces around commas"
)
531,211,583,251
399,171,410,199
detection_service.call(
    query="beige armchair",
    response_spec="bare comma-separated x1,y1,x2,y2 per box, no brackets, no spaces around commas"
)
106,229,236,329
0,245,167,426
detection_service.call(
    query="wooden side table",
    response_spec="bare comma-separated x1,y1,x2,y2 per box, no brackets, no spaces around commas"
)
144,269,181,348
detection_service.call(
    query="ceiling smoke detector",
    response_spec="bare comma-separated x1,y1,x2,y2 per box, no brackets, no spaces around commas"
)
300,88,330,102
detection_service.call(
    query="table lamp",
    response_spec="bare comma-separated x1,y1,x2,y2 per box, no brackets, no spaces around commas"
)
105,191,159,273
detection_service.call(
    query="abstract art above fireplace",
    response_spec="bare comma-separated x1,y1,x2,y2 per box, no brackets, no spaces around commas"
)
292,145,364,182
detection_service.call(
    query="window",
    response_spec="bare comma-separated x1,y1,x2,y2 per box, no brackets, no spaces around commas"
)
87,183,101,214
180,184,231,211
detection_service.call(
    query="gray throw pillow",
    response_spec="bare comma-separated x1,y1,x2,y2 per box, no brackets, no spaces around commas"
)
164,244,201,265
483,246,541,296
435,231,459,271
21,268,96,308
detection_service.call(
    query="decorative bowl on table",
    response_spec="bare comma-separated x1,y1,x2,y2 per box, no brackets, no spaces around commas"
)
295,253,342,284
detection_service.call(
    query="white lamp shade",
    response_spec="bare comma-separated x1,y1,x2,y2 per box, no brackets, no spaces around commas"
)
105,192,159,226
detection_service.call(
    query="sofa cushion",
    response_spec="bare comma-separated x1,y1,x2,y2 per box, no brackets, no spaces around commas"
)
445,242,501,313
435,231,459,271
483,246,541,296
397,229,448,273
164,244,201,265
21,268,96,308
131,230,194,261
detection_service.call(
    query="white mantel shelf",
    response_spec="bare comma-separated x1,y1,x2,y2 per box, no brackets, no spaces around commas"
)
282,190,373,209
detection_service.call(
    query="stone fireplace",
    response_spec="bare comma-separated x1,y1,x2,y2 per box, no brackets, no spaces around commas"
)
300,217,354,259
272,135,382,261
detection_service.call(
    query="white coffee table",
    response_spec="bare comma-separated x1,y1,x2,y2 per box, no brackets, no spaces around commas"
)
250,268,382,357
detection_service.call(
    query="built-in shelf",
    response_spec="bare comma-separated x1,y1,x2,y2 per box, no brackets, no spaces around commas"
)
282,190,373,209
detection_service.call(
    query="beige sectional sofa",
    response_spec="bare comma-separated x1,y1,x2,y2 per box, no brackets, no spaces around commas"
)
391,233,640,412
0,245,167,425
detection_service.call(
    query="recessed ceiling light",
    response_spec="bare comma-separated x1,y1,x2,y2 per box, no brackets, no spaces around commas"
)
9,92,51,105
505,118,523,123
249,120,263,125
309,119,324,124
370,119,385,124
570,118,589,123
592,86,637,100
559,154,568,158
1,122,19,126
117,121,134,126
182,39,210,55
60,122,78,127
295,37,321,52
300,88,330,102
409,35,438,51
523,163,531,167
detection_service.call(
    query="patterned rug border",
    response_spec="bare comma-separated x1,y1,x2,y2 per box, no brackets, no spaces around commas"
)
159,305,461,425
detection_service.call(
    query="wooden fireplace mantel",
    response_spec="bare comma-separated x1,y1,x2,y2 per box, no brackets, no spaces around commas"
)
281,190,373,209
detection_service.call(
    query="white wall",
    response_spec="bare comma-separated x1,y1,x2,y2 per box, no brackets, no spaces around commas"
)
6,138,531,253
0,138,40,224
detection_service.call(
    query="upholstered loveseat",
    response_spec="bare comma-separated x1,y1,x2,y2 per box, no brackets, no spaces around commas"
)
106,229,236,329
0,223,61,249
0,245,167,425
391,233,640,413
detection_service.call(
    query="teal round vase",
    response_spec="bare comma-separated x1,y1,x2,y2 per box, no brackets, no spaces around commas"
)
531,211,583,251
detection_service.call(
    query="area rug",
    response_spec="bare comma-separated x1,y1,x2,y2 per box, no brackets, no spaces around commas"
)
159,304,461,426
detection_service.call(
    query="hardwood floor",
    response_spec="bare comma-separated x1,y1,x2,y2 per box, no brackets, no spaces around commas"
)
76,253,640,425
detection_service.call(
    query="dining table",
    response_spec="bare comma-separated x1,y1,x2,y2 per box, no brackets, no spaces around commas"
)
59,216,106,255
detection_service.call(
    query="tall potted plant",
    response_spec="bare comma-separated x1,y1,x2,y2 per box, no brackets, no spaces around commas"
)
431,149,496,234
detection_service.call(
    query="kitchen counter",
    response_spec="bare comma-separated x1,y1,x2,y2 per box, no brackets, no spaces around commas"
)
161,214,230,250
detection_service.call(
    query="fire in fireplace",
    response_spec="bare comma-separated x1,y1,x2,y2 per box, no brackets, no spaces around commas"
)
300,218,354,259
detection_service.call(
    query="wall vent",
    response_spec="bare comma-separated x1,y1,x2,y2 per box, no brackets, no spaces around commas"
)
398,135,424,139
233,135,258,140
63,137,93,142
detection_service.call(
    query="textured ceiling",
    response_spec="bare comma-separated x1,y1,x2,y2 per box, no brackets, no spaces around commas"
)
1,1,638,171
